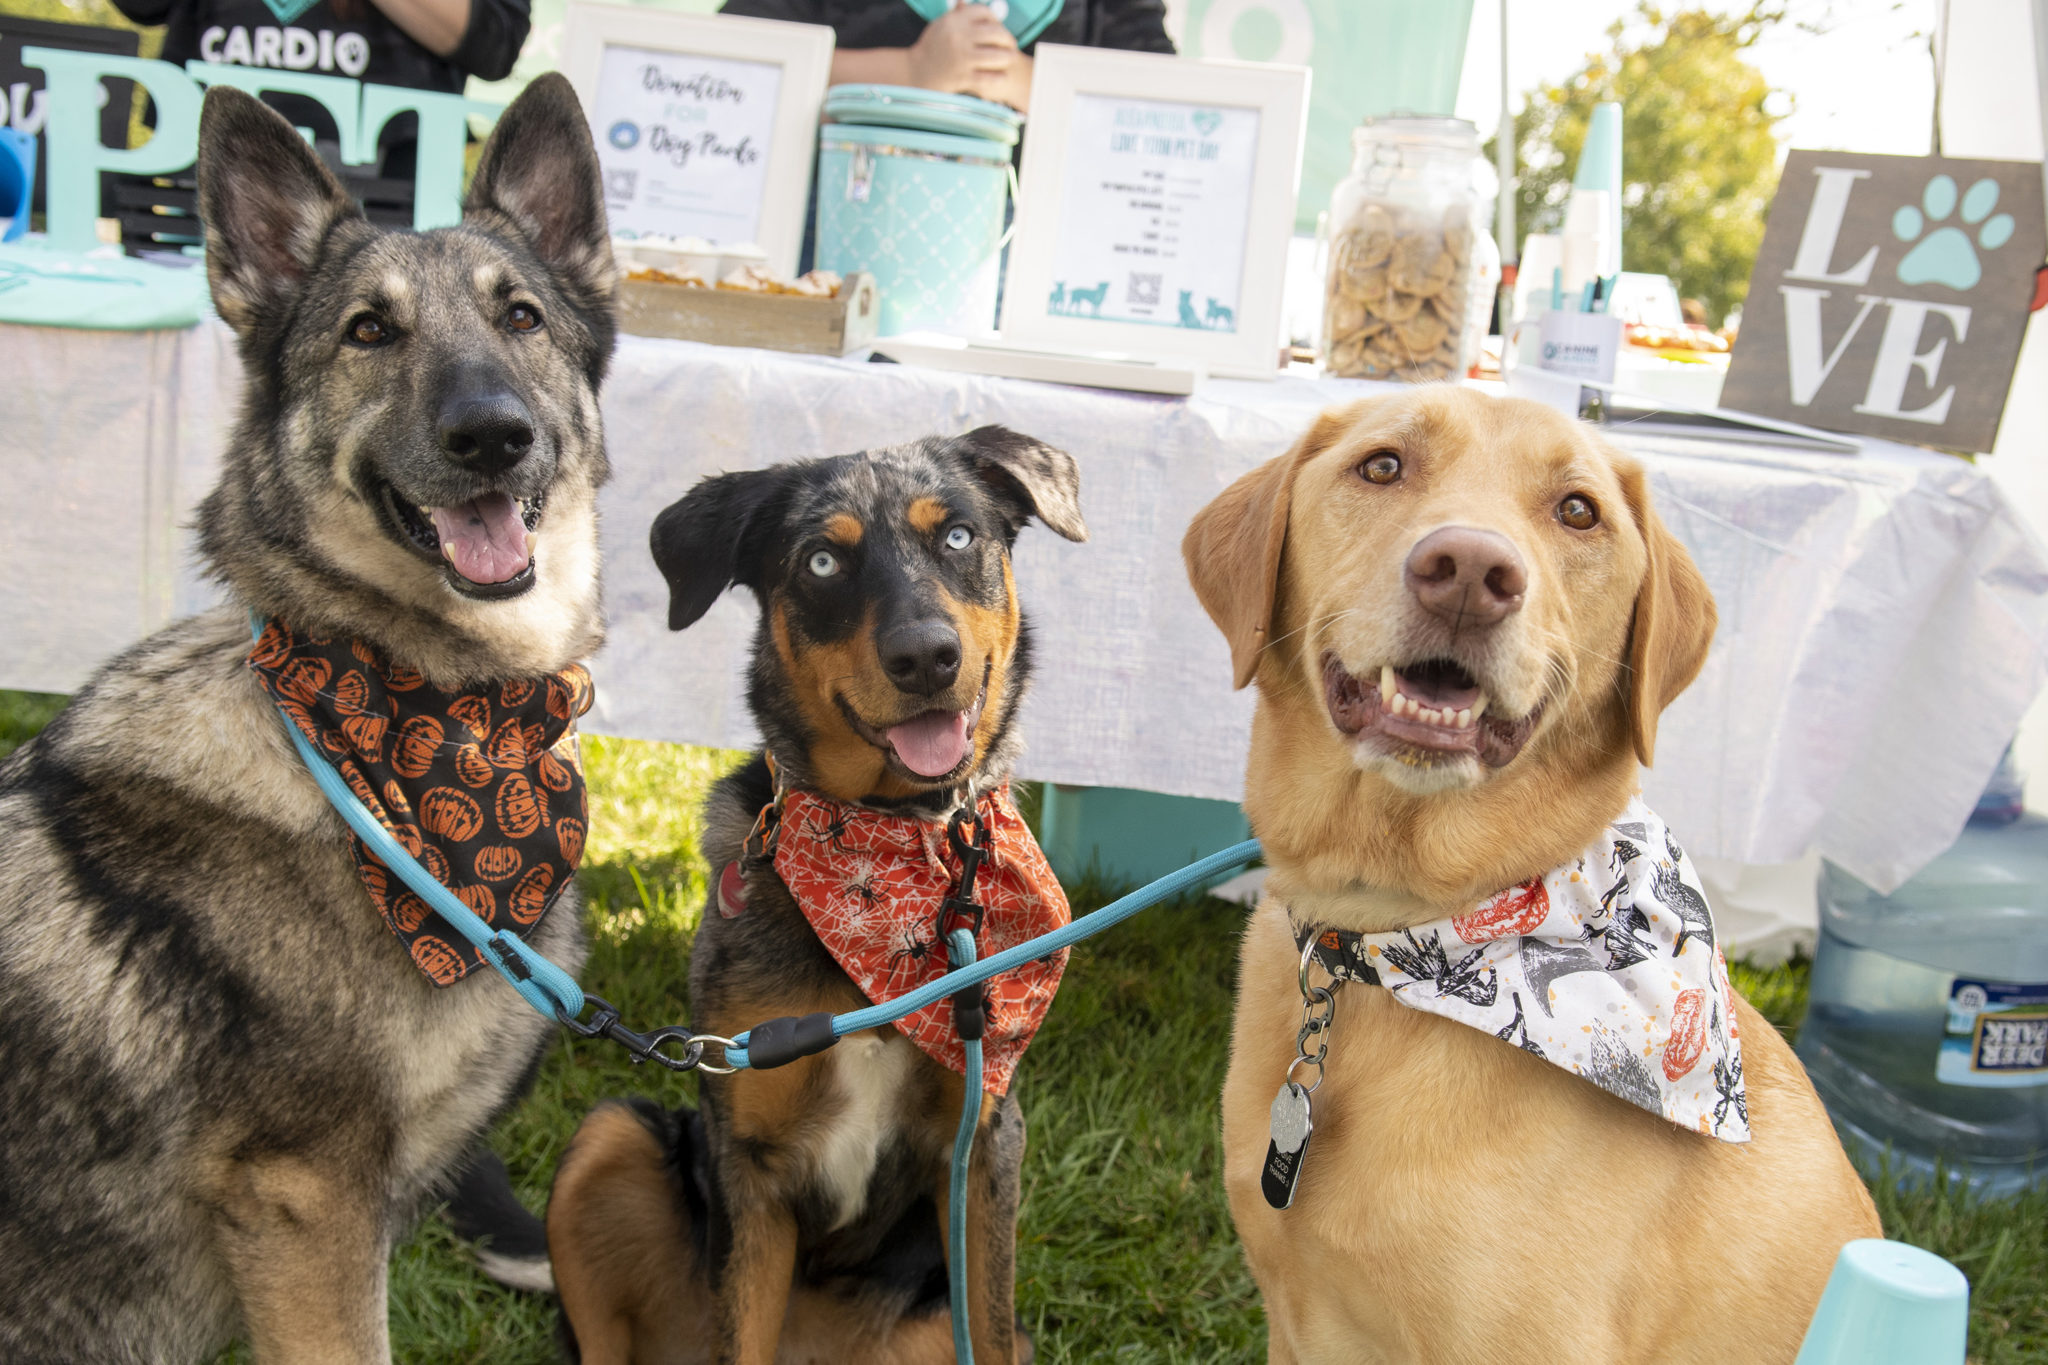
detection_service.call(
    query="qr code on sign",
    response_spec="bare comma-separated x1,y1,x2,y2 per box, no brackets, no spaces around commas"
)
606,169,638,202
1126,273,1161,306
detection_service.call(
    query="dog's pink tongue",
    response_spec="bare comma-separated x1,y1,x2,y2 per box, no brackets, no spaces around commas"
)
886,710,970,777
429,494,530,584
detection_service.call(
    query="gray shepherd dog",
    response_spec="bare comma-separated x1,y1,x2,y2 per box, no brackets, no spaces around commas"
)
0,74,615,1362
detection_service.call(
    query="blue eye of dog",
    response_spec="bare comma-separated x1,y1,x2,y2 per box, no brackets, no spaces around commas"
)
507,304,543,333
945,525,973,551
808,550,840,578
346,313,391,347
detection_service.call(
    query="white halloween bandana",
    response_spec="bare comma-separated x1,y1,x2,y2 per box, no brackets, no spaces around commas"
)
1291,797,1750,1143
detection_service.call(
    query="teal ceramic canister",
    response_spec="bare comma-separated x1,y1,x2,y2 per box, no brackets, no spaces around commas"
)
815,86,1022,337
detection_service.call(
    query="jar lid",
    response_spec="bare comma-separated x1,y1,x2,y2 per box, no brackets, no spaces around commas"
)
1354,114,1480,151
822,85,1024,146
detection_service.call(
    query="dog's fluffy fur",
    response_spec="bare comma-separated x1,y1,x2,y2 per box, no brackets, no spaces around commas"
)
0,76,615,1363
547,432,1086,1365
1185,390,1880,1364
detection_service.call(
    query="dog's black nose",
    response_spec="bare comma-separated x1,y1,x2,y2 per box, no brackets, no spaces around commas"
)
1404,526,1527,627
879,618,962,694
438,390,536,473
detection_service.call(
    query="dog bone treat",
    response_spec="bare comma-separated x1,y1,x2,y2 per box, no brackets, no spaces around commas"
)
1322,116,1494,385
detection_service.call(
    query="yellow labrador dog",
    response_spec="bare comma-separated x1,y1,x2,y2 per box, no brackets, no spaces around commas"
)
1184,388,1878,1364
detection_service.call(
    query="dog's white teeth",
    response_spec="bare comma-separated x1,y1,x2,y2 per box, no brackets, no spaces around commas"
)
1455,708,1473,728
525,531,537,555
1379,665,1396,705
442,542,457,561
1406,696,1423,719
1419,706,1441,724
1471,694,1489,721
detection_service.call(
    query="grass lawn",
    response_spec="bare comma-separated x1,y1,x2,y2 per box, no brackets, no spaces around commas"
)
2,690,2043,1362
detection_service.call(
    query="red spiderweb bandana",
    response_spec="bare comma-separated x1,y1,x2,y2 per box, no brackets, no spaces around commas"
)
772,787,1069,1094
246,619,594,987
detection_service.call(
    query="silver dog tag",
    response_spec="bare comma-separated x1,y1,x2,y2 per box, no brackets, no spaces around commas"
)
1262,1081,1314,1210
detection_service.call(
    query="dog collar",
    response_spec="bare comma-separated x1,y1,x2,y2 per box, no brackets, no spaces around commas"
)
247,619,594,987
748,784,1069,1094
1290,796,1750,1143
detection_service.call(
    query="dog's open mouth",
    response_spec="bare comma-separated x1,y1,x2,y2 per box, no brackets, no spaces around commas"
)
380,481,546,598
840,669,991,781
1322,652,1542,770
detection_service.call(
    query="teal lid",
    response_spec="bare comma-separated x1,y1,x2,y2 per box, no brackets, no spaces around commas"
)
822,84,1023,146
819,122,1013,161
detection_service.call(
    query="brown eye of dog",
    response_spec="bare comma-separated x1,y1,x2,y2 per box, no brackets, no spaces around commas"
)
507,304,542,333
347,313,391,347
1558,494,1600,530
1360,452,1401,484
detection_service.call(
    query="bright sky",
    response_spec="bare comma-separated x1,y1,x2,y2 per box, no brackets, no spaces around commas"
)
1453,0,1941,159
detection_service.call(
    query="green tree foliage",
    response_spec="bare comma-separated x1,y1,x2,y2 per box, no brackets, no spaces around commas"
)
1499,4,1787,326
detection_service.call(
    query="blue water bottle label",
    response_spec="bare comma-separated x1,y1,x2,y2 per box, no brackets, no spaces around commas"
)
1938,978,2048,1088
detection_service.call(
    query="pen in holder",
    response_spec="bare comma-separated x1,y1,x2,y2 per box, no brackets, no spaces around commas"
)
0,127,36,244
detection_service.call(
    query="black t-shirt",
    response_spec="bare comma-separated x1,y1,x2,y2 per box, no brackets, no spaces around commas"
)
111,0,529,166
717,0,1173,57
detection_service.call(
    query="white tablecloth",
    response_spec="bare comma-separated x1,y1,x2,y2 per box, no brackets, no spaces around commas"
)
6,319,2048,903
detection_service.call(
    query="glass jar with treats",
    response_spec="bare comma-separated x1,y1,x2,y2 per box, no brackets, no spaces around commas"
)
1323,116,1496,382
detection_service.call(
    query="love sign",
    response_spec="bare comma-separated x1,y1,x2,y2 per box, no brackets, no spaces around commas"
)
1722,150,2046,452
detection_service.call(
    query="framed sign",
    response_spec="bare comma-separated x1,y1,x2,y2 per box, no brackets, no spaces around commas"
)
562,5,833,278
1721,149,2047,452
999,45,1309,377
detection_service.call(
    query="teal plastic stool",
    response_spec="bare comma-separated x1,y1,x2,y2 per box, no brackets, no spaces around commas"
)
1795,1239,1969,1365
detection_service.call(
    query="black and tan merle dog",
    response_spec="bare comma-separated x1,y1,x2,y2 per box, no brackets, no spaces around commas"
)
547,430,1086,1365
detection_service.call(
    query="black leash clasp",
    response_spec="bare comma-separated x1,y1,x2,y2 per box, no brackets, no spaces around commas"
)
557,993,737,1074
941,805,993,1042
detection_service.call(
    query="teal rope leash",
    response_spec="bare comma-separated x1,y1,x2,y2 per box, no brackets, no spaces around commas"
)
251,613,1263,1072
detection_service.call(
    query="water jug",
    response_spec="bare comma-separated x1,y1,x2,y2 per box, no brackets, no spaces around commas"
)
1798,750,2048,1193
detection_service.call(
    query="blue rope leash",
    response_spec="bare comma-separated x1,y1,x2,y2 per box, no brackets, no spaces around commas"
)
722,838,1263,1070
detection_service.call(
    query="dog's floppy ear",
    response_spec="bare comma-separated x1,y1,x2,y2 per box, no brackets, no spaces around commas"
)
650,467,795,631
465,73,613,302
1617,459,1716,766
1182,403,1366,690
197,85,363,333
948,426,1087,543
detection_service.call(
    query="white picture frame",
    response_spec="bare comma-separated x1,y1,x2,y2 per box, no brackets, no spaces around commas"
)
999,45,1309,378
562,5,834,278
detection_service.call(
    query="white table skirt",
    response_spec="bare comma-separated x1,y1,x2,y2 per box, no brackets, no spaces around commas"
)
6,319,2047,904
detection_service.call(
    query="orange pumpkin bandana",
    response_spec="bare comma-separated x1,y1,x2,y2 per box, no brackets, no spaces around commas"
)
766,786,1069,1094
247,619,594,987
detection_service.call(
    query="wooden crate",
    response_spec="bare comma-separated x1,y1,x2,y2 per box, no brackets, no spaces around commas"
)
618,271,878,356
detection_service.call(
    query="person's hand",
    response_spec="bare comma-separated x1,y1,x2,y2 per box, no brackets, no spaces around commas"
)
906,4,1019,97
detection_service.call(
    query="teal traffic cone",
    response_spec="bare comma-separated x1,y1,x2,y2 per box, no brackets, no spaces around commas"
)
1794,1239,1969,1365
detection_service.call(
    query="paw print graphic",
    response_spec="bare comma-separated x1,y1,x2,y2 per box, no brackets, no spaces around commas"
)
1893,174,2016,290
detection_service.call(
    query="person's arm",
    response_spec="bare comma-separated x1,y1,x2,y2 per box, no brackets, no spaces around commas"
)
366,0,473,58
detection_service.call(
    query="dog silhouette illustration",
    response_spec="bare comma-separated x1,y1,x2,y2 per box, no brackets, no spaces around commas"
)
1068,280,1109,315
1177,289,1203,328
1206,297,1234,329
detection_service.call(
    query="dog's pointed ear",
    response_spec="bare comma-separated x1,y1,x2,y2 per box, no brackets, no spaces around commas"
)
1182,403,1366,690
1617,459,1716,766
465,73,613,301
650,467,794,631
949,426,1087,543
197,85,363,333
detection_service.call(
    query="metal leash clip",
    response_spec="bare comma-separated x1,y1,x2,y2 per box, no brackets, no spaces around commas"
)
557,993,739,1074
1263,936,1344,1211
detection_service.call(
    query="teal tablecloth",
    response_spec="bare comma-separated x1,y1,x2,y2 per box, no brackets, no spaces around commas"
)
0,241,206,330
